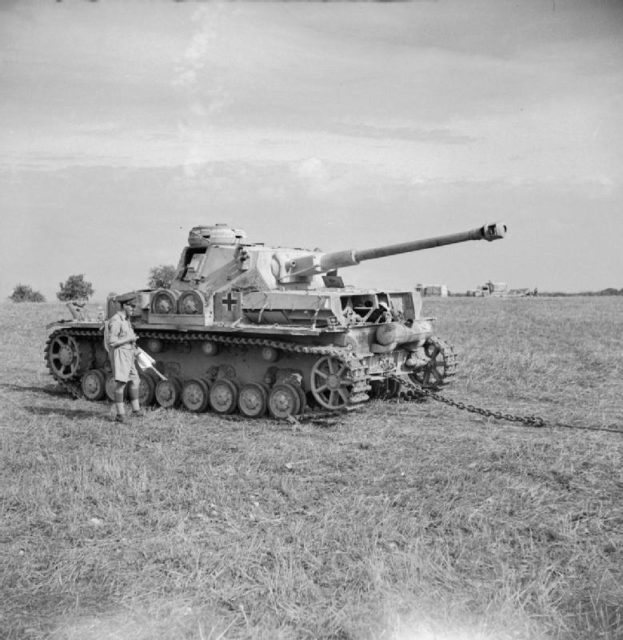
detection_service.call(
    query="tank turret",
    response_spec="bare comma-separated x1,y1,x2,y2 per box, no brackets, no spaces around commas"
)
45,221,507,419
169,222,505,293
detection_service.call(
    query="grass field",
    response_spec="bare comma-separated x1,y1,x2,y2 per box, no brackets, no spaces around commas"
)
1,298,622,640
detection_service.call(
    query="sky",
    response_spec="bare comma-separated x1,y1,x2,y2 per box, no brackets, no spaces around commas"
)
1,0,622,300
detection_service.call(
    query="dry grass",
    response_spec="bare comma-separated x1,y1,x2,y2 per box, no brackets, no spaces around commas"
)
0,299,621,639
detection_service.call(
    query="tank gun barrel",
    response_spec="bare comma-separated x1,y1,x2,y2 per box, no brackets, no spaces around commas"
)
282,223,506,282
351,222,506,264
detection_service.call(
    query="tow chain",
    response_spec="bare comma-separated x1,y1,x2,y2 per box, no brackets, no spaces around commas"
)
416,385,545,427
389,374,623,434
389,374,544,427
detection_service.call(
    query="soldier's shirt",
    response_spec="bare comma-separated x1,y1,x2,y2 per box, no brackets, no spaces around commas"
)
106,312,136,350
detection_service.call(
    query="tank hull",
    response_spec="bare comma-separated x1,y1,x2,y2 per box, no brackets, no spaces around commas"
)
44,320,456,417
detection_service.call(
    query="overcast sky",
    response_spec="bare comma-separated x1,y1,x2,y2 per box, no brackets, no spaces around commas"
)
1,0,622,299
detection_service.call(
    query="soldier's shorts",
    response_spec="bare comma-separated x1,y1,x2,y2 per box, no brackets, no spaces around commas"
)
113,348,140,384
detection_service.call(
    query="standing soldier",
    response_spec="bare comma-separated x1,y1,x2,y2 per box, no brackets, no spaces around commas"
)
105,293,144,423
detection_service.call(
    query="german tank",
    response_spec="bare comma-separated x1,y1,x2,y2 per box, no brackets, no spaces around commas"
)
44,222,506,418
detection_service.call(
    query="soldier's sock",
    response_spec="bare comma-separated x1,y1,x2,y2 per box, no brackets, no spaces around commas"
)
114,402,125,416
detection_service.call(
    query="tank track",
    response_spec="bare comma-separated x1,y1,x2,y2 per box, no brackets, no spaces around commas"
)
440,339,458,382
43,326,371,415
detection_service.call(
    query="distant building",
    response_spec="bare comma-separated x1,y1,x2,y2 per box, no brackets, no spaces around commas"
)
416,283,448,297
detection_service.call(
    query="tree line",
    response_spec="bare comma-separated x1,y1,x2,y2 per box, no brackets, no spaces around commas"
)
8,265,176,303
8,268,623,302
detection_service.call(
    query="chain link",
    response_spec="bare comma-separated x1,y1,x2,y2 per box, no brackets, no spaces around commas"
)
390,374,547,427
391,375,623,433
425,388,546,427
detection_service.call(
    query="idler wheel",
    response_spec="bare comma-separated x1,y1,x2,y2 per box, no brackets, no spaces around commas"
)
409,337,455,389
310,355,353,410
182,379,210,413
238,383,268,418
155,378,182,409
47,333,81,380
209,379,239,415
268,383,301,419
81,369,106,401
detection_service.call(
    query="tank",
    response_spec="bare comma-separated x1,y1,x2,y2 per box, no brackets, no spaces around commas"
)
44,222,506,418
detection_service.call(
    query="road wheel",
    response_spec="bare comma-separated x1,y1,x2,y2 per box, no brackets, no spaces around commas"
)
81,369,106,401
139,375,156,406
268,383,301,419
209,379,239,415
238,383,268,418
182,379,209,412
293,383,307,413
105,373,117,401
155,378,182,408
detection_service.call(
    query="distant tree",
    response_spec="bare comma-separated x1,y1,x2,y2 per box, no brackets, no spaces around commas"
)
56,274,94,301
9,284,46,303
148,264,176,289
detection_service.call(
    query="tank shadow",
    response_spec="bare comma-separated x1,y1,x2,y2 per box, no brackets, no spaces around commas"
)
23,405,103,420
0,382,81,400
0,382,71,397
0,383,109,420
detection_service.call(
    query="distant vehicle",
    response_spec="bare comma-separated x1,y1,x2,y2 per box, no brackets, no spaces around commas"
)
467,281,508,297
466,282,536,298
45,222,506,419
415,284,448,297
